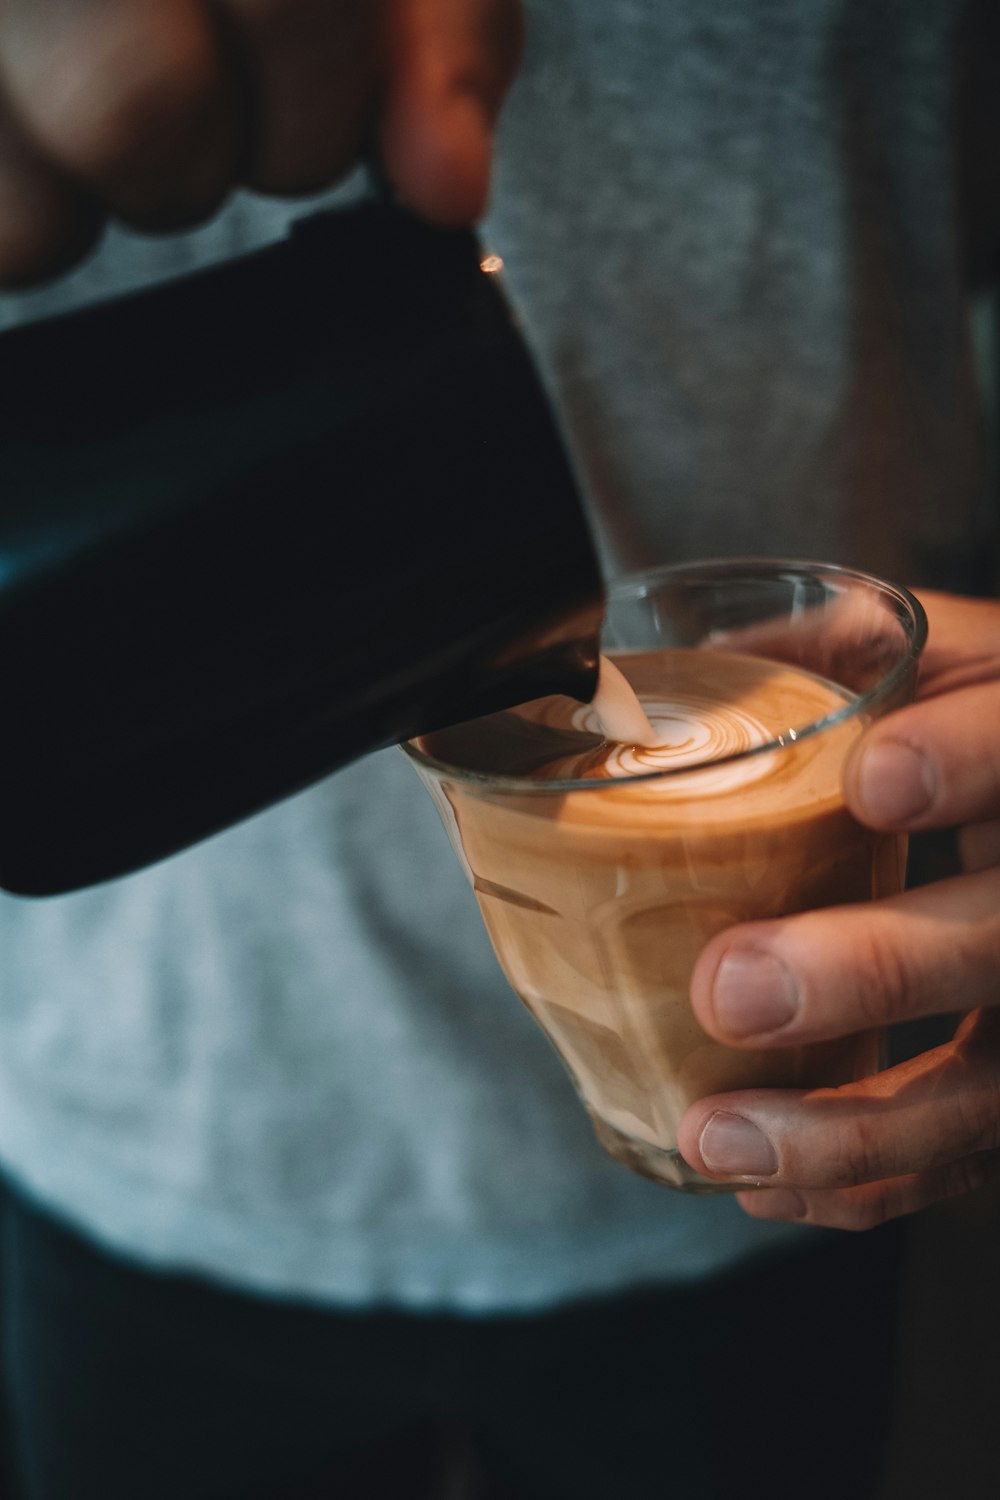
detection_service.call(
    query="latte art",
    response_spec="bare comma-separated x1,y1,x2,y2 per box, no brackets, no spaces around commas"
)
509,649,850,798
422,648,857,820
571,696,776,791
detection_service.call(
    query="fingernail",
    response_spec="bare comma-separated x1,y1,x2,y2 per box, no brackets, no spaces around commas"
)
854,740,935,824
699,1112,778,1177
713,951,798,1037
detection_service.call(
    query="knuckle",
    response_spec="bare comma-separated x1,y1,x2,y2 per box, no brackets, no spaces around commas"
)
822,1108,890,1187
789,1182,894,1232
940,1152,992,1203
40,41,215,184
847,920,914,1029
394,0,524,97
951,1076,1000,1157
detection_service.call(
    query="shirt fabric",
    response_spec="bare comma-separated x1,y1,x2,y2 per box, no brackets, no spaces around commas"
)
0,0,993,1312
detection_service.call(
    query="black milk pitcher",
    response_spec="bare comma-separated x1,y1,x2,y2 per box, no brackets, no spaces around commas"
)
0,201,602,895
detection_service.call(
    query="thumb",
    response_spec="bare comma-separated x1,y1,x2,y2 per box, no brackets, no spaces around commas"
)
379,0,524,224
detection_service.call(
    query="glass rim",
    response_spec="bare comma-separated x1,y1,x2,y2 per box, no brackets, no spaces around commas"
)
402,557,929,794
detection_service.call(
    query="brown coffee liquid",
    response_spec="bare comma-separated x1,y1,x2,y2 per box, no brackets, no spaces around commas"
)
417,650,902,1184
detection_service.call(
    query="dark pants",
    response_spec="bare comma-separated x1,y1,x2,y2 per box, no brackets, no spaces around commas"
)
0,1176,903,1500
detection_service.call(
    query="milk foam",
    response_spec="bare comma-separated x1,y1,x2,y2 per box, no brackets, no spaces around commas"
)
590,655,660,745
581,656,777,793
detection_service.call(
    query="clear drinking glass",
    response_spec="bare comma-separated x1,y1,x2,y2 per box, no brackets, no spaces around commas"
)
404,560,927,1192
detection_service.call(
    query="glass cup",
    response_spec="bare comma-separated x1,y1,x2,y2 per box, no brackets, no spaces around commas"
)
403,560,927,1191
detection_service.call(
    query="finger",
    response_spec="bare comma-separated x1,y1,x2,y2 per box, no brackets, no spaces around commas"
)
677,1011,1000,1191
734,1149,1000,1231
218,0,377,194
690,866,1000,1047
0,0,239,226
0,97,101,285
912,590,1000,697
380,0,524,223
844,679,1000,832
960,818,1000,874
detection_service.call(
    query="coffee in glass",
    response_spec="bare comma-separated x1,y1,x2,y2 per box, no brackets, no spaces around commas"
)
405,560,927,1191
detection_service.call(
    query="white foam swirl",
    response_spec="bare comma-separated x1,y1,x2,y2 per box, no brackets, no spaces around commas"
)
572,698,777,793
